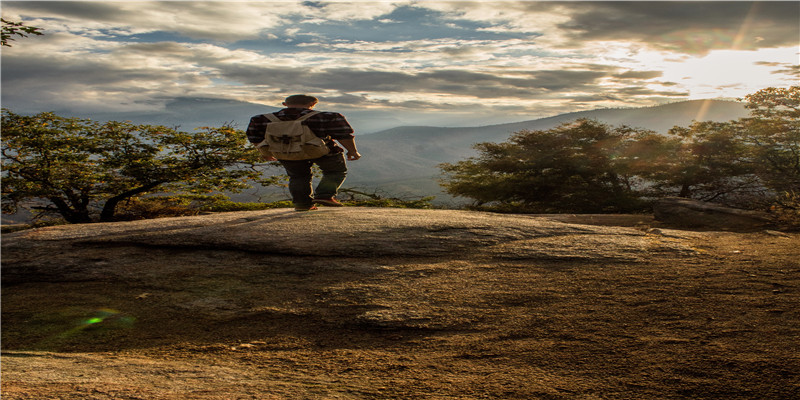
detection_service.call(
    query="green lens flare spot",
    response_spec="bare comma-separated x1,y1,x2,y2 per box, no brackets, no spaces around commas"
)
86,317,103,324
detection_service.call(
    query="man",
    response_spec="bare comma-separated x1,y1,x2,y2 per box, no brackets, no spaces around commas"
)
246,94,361,211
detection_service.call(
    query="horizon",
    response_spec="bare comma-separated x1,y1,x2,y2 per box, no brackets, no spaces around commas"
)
0,95,748,135
1,1,798,129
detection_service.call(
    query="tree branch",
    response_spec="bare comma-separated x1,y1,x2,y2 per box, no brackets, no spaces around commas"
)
100,181,165,221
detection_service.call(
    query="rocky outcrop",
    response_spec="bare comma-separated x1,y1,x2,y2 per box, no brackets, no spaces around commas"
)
2,208,699,329
2,208,696,286
3,208,799,399
653,197,772,230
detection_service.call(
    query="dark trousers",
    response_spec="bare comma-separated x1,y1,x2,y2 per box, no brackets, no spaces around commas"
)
279,153,347,207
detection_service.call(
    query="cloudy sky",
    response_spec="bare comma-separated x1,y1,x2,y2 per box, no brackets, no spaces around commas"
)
1,1,798,129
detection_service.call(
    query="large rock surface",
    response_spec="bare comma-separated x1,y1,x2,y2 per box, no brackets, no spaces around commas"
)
3,208,799,399
2,208,693,284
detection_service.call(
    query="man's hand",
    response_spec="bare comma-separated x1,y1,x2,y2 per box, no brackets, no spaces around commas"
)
336,138,361,161
257,147,277,161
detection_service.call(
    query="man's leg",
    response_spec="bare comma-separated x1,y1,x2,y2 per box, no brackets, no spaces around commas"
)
313,153,347,201
279,159,314,208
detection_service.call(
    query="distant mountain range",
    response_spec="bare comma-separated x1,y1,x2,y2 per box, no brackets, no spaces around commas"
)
47,97,414,134
345,99,749,202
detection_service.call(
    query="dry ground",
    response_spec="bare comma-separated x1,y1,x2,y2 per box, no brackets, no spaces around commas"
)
2,211,799,399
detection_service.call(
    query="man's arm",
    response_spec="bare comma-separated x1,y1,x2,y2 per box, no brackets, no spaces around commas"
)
335,137,361,160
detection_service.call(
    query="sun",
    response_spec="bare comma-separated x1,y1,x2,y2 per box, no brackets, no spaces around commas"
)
660,47,799,99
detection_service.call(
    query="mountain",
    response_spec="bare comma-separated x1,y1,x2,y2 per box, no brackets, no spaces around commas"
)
48,97,407,133
49,97,280,131
344,99,749,200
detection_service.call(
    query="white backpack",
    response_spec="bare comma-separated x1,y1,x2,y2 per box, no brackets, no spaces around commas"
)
255,111,330,160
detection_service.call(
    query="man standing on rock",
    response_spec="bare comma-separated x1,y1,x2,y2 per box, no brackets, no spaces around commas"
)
246,95,361,211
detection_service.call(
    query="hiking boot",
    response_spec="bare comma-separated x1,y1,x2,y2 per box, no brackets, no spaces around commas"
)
294,205,319,211
312,197,344,207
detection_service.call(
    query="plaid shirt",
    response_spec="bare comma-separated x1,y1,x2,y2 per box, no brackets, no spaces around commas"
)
246,108,354,153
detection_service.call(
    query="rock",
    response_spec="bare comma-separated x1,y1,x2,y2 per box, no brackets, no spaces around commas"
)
764,230,790,237
653,197,772,230
1,208,703,286
3,208,691,261
3,208,798,399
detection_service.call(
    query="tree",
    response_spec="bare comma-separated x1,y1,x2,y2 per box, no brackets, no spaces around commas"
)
645,86,800,206
739,86,800,224
439,87,799,217
740,86,800,194
636,121,762,203
1,110,279,223
440,119,647,213
1,18,43,47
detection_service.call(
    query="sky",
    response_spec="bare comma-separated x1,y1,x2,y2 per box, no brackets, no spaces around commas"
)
1,1,799,129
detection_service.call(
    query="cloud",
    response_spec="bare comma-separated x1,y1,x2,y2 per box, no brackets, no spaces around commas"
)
614,71,664,80
756,61,800,78
556,1,800,55
216,62,623,99
4,1,288,41
1,1,797,124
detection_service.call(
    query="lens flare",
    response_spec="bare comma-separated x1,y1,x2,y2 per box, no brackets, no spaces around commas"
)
47,308,136,344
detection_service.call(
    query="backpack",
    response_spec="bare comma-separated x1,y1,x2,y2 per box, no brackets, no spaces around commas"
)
255,111,330,160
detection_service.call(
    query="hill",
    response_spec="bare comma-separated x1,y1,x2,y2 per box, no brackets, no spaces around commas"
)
2,208,798,398
47,97,407,134
50,97,281,131
345,100,748,199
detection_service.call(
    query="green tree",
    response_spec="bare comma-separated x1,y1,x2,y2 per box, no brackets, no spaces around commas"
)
739,86,800,224
640,86,799,207
1,110,279,223
439,86,799,217
640,121,761,203
440,119,647,213
740,86,800,194
1,18,43,47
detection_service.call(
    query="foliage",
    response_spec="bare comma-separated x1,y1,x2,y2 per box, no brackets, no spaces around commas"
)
113,195,291,220
439,86,799,218
636,86,798,208
1,18,43,47
1,110,281,223
768,191,800,230
644,121,763,203
337,188,435,209
109,189,433,221
740,86,800,194
440,119,648,213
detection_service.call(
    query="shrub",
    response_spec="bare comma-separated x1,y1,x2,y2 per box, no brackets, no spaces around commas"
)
113,195,291,220
337,188,435,209
770,191,800,230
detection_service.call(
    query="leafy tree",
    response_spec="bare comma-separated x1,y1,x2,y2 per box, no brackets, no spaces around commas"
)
440,119,647,213
1,110,280,223
643,121,762,203
439,87,799,217
738,86,800,224
739,86,800,194
1,18,43,47
337,187,435,208
640,86,799,207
